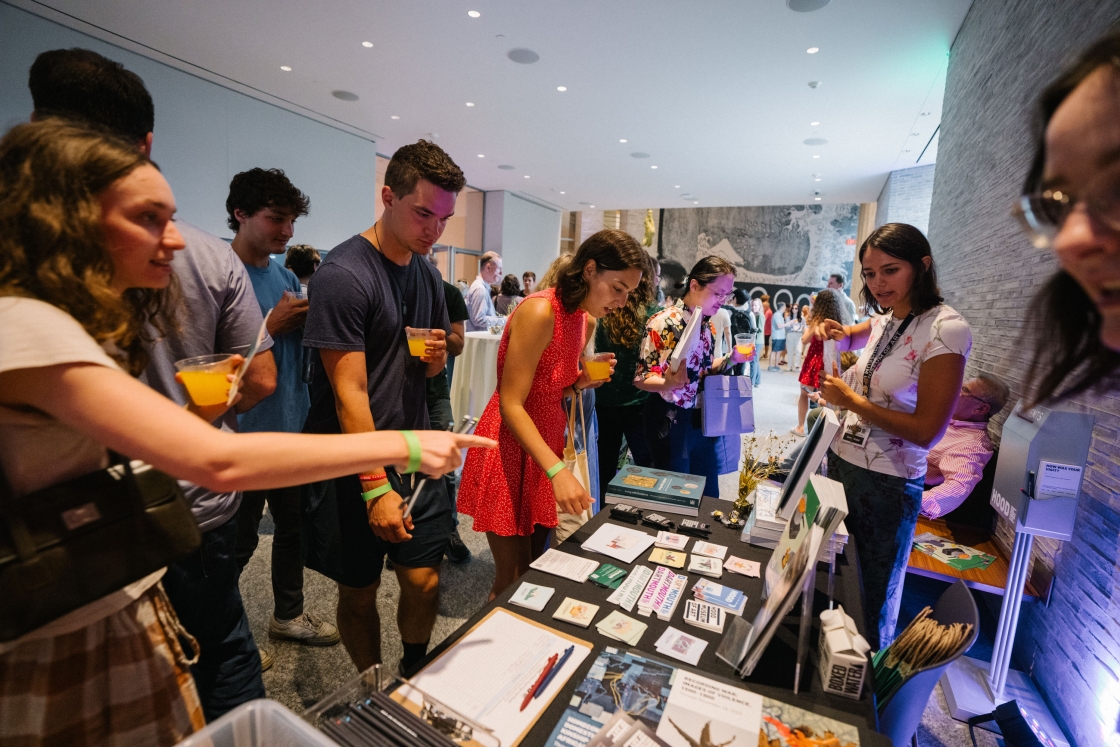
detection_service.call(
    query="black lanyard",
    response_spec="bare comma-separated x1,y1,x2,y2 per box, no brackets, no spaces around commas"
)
861,313,914,398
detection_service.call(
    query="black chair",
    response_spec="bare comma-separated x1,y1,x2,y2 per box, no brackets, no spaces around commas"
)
939,448,999,531
876,579,980,747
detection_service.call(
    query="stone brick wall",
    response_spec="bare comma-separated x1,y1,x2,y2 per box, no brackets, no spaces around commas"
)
928,3,1120,745
875,164,935,235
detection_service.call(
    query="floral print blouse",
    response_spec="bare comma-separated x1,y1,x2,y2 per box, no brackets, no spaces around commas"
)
830,304,972,480
635,300,723,409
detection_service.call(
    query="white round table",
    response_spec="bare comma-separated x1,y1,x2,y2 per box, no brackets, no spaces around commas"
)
450,330,502,422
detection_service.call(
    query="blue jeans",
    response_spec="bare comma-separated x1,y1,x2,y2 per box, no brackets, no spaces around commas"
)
595,402,654,501
750,356,761,387
163,516,265,722
827,452,923,650
644,395,720,495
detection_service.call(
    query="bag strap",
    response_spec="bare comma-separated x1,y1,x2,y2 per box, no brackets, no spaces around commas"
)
566,392,578,453
0,449,50,586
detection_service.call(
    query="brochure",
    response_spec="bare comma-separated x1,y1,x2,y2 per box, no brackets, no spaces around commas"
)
912,533,996,571
582,523,657,564
655,670,762,747
509,581,555,612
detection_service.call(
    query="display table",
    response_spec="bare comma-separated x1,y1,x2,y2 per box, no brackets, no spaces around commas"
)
907,516,1041,598
450,330,501,421
411,496,889,747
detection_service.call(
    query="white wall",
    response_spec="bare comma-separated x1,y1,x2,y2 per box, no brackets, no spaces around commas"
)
482,191,561,282
0,3,376,251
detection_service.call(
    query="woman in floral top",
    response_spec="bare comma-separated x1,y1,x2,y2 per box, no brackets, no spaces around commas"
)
816,223,970,649
635,256,749,492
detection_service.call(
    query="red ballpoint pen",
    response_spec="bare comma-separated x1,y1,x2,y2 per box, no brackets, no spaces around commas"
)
520,654,558,712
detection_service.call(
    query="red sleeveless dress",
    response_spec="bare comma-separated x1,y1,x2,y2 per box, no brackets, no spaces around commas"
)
458,288,586,536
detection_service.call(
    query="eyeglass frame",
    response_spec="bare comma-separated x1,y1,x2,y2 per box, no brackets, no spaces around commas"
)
1013,159,1120,249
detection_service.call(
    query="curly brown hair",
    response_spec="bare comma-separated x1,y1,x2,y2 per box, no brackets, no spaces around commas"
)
807,288,846,328
385,139,466,198
0,119,176,375
555,229,649,314
599,252,657,348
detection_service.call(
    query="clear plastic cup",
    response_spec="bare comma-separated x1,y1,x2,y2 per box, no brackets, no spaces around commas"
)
406,328,434,357
289,290,306,301
734,333,755,359
175,353,237,406
583,353,613,381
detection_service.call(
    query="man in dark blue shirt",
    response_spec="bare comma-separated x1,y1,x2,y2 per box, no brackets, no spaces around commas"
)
303,140,464,674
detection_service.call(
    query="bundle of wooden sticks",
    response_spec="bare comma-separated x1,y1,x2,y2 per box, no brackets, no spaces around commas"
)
871,606,974,707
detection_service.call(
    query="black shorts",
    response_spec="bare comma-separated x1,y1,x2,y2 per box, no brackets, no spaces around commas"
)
301,469,454,589
764,334,771,346
771,338,787,352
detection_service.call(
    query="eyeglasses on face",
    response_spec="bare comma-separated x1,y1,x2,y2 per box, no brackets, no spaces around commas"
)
1014,164,1120,249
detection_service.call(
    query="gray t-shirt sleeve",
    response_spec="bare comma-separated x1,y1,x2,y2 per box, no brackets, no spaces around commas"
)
303,263,373,351
216,249,274,356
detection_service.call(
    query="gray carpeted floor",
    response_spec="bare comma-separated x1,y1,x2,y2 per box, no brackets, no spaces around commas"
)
238,366,987,744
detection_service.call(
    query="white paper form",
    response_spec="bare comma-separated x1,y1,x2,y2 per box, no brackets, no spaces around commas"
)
530,549,601,582
405,610,592,747
1037,461,1083,498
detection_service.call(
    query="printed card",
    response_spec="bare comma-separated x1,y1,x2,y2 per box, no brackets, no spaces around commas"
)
508,581,555,612
655,532,690,550
691,541,728,560
649,548,686,568
552,597,600,628
655,626,708,666
724,556,761,577
596,610,647,645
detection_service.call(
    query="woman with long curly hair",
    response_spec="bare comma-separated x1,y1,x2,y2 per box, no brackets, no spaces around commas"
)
792,288,848,436
593,253,661,495
0,119,491,746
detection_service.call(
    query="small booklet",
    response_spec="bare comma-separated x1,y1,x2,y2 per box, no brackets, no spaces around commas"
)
656,670,762,747
582,523,657,564
649,548,687,568
683,599,726,633
655,626,708,666
531,549,601,583
692,579,746,615
596,611,648,646
655,531,690,550
591,563,629,590
912,533,996,571
691,541,728,560
724,555,761,577
553,598,600,628
508,581,555,612
607,565,653,612
688,555,723,578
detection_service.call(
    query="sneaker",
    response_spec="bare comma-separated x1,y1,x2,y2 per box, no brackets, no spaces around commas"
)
446,530,471,564
269,612,341,646
260,649,274,672
790,426,805,438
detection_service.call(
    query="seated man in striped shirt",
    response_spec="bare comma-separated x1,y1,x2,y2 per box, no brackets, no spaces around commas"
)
920,374,1010,520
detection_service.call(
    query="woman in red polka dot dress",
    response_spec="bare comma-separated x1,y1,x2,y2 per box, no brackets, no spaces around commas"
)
459,230,649,599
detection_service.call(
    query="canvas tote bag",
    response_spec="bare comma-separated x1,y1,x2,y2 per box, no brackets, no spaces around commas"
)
554,392,592,544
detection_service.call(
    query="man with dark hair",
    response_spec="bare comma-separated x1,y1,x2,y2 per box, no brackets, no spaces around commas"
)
521,270,536,297
826,271,858,322
302,139,462,674
466,251,504,331
285,244,322,291
228,169,340,651
28,47,278,720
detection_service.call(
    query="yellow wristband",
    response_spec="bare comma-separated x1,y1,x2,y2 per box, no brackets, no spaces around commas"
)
546,462,565,480
362,483,393,502
401,430,422,474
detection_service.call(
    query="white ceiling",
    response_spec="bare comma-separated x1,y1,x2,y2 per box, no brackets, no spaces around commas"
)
14,0,970,211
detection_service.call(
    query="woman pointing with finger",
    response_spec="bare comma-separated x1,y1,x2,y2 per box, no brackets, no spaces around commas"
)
816,222,971,649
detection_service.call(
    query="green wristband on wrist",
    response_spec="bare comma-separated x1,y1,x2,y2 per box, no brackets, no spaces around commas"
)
362,483,393,502
546,462,565,480
401,430,422,474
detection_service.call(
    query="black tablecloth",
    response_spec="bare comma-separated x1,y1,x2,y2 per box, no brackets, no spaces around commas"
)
412,497,890,747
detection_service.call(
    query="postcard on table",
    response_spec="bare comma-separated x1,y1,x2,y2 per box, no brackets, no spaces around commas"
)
649,548,686,568
691,541,728,560
530,549,601,582
582,523,656,564
655,531,690,550
553,598,600,628
400,608,592,747
725,556,761,577
509,581,555,612
654,626,708,666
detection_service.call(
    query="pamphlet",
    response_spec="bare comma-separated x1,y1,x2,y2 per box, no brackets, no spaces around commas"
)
531,549,601,582
648,548,687,568
725,556,761,577
582,523,657,564
591,563,629,589
655,531,690,550
596,611,648,646
911,533,996,571
687,555,723,578
655,670,762,747
509,581,555,612
607,565,653,612
588,712,669,747
692,578,746,615
553,598,600,628
691,541,728,560
654,626,708,666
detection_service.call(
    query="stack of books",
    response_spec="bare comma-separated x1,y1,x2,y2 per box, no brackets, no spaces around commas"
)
604,466,705,517
742,483,786,548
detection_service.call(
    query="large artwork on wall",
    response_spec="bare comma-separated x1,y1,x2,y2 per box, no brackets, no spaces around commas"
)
658,204,859,305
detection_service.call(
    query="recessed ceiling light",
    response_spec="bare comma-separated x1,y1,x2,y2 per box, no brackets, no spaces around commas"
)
787,0,831,12
811,121,821,126
466,102,475,107
814,178,821,181
814,197,822,201
693,201,699,204
630,152,650,159
280,65,292,71
508,48,540,64
813,154,821,158
557,86,567,92
651,165,658,169
498,164,515,170
674,185,680,189
590,205,595,208
524,175,530,179
560,191,565,194
807,47,819,54
477,154,485,158
468,10,481,17
804,138,828,146
362,41,373,48
620,139,627,143
332,90,359,101
390,115,399,120
808,80,821,88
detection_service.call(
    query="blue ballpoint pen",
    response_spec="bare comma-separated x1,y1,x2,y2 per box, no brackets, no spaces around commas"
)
533,645,575,698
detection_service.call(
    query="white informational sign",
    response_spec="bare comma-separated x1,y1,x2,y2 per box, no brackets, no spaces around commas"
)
1036,461,1083,498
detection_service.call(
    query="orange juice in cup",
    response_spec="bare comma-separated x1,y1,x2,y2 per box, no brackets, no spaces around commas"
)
175,354,237,406
734,333,755,359
407,328,433,357
583,353,613,381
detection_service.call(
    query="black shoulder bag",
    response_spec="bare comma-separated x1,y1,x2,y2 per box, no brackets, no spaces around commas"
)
0,453,201,642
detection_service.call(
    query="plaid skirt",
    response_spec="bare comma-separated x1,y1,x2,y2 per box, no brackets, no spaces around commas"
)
0,582,204,747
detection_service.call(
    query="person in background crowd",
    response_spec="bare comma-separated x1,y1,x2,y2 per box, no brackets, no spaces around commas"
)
1016,33,1120,410
921,376,1009,519
788,304,808,371
792,289,846,437
285,244,321,293
768,302,789,371
495,273,522,316
828,271,859,323
228,169,342,653
725,289,757,378
458,230,647,599
817,222,970,649
658,258,687,304
751,296,766,387
521,270,536,297
301,140,464,676
761,294,773,357
0,119,490,747
25,47,282,717
425,252,472,564
455,278,469,293
594,253,660,499
711,300,733,360
635,256,750,491
467,251,504,331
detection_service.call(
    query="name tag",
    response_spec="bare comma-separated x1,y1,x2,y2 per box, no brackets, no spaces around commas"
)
841,415,871,448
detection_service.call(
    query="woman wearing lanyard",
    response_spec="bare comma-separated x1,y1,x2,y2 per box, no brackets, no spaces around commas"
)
816,222,971,648
635,256,749,492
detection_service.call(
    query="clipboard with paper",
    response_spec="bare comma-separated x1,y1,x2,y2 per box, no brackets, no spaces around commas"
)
392,608,593,747
668,305,704,373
